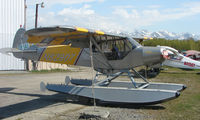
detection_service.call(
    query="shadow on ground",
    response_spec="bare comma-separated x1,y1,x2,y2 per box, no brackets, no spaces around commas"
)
0,87,67,119
0,87,165,119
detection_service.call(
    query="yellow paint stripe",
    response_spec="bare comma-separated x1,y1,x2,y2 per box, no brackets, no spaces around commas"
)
47,45,70,48
27,36,46,44
49,38,66,45
95,30,104,35
75,27,88,33
27,31,84,44
143,37,153,40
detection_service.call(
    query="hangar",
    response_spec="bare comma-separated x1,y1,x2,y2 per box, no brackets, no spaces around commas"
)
0,0,70,71
0,0,25,70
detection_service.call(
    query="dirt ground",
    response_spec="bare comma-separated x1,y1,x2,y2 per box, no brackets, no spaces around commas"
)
0,67,164,120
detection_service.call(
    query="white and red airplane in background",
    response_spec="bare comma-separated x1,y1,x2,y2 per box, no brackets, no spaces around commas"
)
142,46,200,78
182,50,200,61
160,46,200,70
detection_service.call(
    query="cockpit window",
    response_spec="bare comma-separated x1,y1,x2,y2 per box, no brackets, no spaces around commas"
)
167,49,183,60
93,36,135,60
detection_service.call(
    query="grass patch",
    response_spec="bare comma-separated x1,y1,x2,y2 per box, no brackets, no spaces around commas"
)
30,69,72,73
144,67,200,120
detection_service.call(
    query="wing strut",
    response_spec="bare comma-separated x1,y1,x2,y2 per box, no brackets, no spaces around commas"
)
132,68,149,83
89,35,97,110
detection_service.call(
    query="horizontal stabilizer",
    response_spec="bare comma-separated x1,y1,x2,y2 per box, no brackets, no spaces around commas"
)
0,48,37,55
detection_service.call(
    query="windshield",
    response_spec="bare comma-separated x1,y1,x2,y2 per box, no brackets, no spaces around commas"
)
127,37,141,49
166,48,183,60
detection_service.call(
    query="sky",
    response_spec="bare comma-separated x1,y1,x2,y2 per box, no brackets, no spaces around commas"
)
26,0,200,34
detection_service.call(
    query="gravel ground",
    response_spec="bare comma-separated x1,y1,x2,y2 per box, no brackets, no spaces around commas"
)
0,67,156,120
49,105,153,120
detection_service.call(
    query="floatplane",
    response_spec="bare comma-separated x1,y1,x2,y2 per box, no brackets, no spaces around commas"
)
0,26,186,104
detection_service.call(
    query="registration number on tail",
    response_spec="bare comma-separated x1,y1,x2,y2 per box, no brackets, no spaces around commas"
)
43,53,76,62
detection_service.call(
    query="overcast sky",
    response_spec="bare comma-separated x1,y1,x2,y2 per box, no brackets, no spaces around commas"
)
26,0,200,34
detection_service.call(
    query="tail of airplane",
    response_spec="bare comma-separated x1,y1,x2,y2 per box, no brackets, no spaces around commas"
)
1,28,85,66
12,28,30,59
0,28,29,58
0,28,38,60
12,28,28,50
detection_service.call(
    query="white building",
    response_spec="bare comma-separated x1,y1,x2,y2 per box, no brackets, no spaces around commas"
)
0,0,25,70
0,0,70,71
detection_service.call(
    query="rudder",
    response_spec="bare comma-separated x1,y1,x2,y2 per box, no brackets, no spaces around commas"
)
12,28,29,58
13,28,28,49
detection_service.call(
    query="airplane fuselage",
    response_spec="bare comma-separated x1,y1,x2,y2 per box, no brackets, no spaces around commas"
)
10,28,166,74
163,55,200,69
14,44,165,74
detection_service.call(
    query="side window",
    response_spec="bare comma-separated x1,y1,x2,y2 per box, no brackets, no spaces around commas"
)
168,50,183,60
98,39,132,60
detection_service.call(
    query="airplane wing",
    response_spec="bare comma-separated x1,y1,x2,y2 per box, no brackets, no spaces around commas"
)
26,26,127,48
